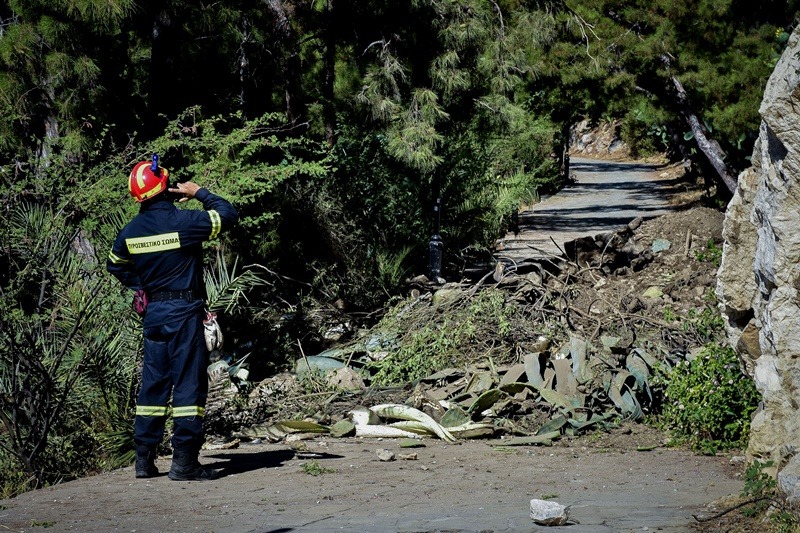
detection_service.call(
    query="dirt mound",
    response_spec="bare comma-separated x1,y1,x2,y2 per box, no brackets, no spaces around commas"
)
204,206,728,449
570,206,725,332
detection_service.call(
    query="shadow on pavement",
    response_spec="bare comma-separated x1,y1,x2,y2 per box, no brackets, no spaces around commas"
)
206,448,345,478
570,159,665,173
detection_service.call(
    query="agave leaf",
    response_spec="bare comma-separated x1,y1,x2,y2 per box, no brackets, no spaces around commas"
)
350,406,382,426
440,406,471,428
295,355,346,376
607,372,643,420
370,404,456,442
499,381,538,395
499,363,526,386
524,352,544,387
274,420,329,433
234,423,292,442
441,421,496,438
467,389,506,416
330,419,356,437
570,337,588,374
567,412,613,430
539,387,582,410
625,354,650,387
501,431,561,446
626,353,652,402
389,421,436,435
631,348,660,370
536,415,567,435
354,425,422,439
621,389,643,420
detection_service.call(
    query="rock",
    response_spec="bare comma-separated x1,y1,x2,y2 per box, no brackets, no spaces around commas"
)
642,286,663,299
570,118,629,158
529,499,569,526
432,287,463,307
326,367,366,391
295,355,345,376
376,449,395,462
652,239,671,253
735,321,762,375
716,25,800,495
531,335,551,352
778,455,800,503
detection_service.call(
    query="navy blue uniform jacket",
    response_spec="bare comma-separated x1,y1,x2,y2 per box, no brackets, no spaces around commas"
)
107,189,238,326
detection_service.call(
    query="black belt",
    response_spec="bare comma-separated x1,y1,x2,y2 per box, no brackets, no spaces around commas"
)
148,289,199,302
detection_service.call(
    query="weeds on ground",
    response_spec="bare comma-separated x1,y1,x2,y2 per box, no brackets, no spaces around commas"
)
741,460,800,532
367,290,520,385
695,239,723,267
301,460,336,476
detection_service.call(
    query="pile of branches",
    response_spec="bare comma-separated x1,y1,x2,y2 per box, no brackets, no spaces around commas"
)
204,222,726,444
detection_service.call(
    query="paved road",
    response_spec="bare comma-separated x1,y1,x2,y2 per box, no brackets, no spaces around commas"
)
496,157,681,265
0,440,740,532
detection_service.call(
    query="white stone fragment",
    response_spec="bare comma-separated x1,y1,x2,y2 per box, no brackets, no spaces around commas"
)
529,499,569,526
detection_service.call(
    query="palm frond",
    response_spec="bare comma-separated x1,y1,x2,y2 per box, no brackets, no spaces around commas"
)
204,251,267,314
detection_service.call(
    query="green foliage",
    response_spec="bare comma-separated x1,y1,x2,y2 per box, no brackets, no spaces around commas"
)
0,200,140,495
301,459,336,476
0,0,133,159
695,239,723,267
375,246,414,297
660,344,759,453
140,108,331,232
1,0,799,497
682,302,726,343
204,251,268,315
368,290,517,385
742,459,777,516
738,459,800,530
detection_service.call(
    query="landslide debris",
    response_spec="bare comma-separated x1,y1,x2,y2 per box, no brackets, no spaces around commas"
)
204,206,726,449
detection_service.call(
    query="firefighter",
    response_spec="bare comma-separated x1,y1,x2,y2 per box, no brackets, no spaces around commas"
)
107,157,238,481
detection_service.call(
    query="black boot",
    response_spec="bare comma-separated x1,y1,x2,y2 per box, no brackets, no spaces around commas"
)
135,445,159,478
168,448,219,481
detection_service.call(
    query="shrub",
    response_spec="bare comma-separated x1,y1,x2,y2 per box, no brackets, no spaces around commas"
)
660,343,759,453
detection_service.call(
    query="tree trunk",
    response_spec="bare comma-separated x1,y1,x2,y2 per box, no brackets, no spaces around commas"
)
265,0,305,126
322,0,335,147
237,16,251,111
670,75,738,194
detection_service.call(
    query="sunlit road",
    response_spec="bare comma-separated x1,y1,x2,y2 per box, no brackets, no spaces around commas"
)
495,157,681,264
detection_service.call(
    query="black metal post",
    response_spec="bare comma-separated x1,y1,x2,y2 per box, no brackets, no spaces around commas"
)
428,197,443,282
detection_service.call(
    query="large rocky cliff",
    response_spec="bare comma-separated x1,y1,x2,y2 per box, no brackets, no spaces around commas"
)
716,28,800,500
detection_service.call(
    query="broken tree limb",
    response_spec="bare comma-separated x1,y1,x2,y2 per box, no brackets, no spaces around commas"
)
670,75,738,194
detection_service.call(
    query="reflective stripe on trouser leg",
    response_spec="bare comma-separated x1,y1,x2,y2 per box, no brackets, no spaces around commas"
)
135,326,174,447
168,311,209,451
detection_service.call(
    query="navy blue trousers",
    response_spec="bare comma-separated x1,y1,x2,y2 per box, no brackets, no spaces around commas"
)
134,310,208,451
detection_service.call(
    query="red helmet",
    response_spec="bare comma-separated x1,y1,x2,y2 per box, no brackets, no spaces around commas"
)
128,161,170,202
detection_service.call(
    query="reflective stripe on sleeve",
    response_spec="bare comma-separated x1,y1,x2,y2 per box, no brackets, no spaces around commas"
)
136,405,168,417
208,210,222,239
173,406,205,418
108,250,131,264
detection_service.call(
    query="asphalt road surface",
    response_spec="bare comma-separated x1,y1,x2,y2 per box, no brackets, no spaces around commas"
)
0,439,741,532
496,157,681,264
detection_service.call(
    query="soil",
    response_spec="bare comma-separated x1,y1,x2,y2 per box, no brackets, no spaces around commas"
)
0,157,776,533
